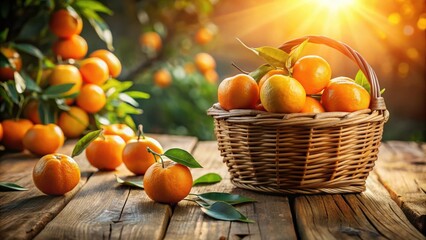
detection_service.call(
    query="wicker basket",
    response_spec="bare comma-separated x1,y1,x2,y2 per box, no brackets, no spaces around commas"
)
207,36,389,195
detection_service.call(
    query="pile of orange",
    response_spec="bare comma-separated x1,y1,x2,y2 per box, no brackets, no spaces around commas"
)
218,55,370,113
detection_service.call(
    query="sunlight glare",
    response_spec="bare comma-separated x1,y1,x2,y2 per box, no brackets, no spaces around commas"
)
315,0,355,12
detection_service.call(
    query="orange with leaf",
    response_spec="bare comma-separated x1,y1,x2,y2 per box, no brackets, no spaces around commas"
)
0,47,22,81
85,135,126,170
122,126,164,175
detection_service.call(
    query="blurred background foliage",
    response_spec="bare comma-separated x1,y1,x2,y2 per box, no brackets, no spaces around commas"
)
1,0,425,141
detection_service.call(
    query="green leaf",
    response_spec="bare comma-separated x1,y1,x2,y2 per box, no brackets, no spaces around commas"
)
123,115,136,130
0,182,28,191
14,72,26,93
201,201,254,223
43,83,74,97
38,99,56,124
380,88,386,95
124,91,150,99
118,93,139,107
20,71,41,92
197,192,256,205
116,102,143,116
286,38,309,70
0,51,9,68
115,175,144,189
249,64,275,82
164,148,203,168
237,38,289,68
71,129,103,157
74,0,113,15
193,173,222,186
88,16,114,51
0,28,8,42
355,70,371,94
4,81,19,104
11,43,44,59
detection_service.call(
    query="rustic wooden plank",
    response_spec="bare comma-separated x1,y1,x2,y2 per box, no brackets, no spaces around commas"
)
34,135,198,240
163,141,297,240
374,141,426,235
294,172,425,239
0,140,94,240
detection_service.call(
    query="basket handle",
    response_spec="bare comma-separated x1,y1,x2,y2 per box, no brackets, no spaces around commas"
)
279,35,386,111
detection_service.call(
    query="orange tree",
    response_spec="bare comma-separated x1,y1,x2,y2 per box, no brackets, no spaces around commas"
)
0,0,148,137
113,0,219,140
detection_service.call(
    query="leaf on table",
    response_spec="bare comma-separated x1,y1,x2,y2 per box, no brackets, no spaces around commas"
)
197,192,256,205
0,182,28,191
201,201,254,223
164,148,203,168
71,129,103,157
115,175,144,189
193,173,222,186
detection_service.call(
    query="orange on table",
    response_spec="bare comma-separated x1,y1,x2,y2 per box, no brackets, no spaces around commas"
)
321,77,371,112
85,135,126,170
195,52,216,73
49,9,82,38
79,57,109,85
102,123,135,143
194,27,213,45
218,74,259,110
292,55,331,94
139,32,162,52
23,100,42,124
33,153,80,195
258,69,287,90
260,75,306,113
89,49,122,78
1,119,33,151
57,106,89,138
76,84,106,113
23,124,64,156
153,69,172,88
143,161,193,204
48,64,82,97
52,34,88,59
0,47,22,81
122,135,163,175
300,96,325,113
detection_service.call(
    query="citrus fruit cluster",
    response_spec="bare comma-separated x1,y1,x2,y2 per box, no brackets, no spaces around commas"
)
83,125,194,204
218,52,371,113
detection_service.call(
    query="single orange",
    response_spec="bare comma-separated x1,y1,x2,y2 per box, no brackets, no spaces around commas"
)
89,49,122,78
143,161,193,204
48,64,82,98
139,32,162,52
86,135,126,170
0,47,22,81
292,55,331,94
49,9,83,38
203,69,219,84
1,119,33,151
76,84,106,113
258,69,287,90
0,123,3,142
321,78,371,112
194,27,213,45
79,57,109,85
23,100,42,124
153,69,172,88
122,135,163,175
52,34,88,59
218,74,259,110
300,96,325,113
33,153,80,195
195,53,216,73
23,124,65,156
102,124,135,142
57,106,89,138
260,75,306,113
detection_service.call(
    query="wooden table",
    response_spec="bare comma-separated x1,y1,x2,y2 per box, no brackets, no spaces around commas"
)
1,135,425,240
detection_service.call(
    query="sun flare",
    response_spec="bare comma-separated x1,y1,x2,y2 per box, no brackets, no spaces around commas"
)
314,0,356,12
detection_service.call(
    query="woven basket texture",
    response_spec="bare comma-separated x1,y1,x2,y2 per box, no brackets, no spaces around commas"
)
208,36,389,195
